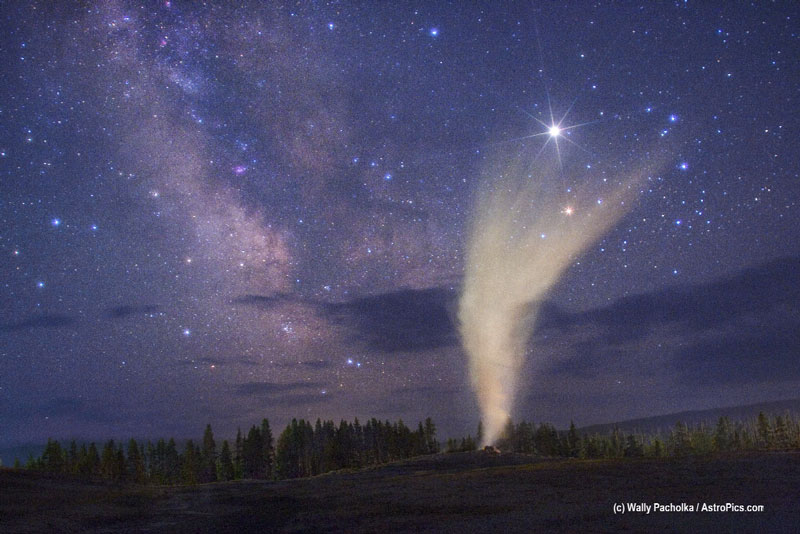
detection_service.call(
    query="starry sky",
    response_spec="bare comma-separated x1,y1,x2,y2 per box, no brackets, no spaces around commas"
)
2,1,799,447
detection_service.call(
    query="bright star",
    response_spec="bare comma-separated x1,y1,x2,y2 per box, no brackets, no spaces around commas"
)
510,100,597,171
562,206,574,215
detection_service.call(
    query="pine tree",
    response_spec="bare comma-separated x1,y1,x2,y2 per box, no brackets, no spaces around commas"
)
42,439,65,473
276,420,301,479
424,417,439,454
234,428,243,479
567,422,580,457
651,437,664,458
218,440,235,481
352,418,364,467
101,440,120,480
690,424,714,455
165,438,180,484
243,425,265,478
200,424,217,483
181,440,200,485
86,443,100,476
774,415,789,449
261,419,274,479
670,422,692,456
66,440,79,474
713,416,733,452
115,445,127,482
515,421,534,453
624,434,644,457
757,412,773,449
465,435,477,451
25,453,40,470
414,422,427,456
127,439,146,483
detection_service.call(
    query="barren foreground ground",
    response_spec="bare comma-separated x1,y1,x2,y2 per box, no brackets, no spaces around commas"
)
2,452,799,533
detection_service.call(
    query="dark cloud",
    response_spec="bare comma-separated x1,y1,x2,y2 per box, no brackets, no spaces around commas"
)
299,360,332,369
234,287,460,353
232,294,295,310
268,359,333,370
544,340,617,378
176,356,259,367
233,382,331,408
537,257,800,387
107,304,161,319
2,397,124,425
234,381,326,396
675,325,800,386
536,257,800,344
264,393,334,406
368,386,466,415
1,313,77,331
324,287,459,352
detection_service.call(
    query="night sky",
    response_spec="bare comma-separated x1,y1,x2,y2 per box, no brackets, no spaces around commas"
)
2,1,799,448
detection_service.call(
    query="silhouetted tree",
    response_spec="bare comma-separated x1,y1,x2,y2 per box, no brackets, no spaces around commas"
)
424,417,439,454
276,419,302,479
42,439,65,473
200,424,217,483
566,422,580,457
713,417,733,452
757,412,773,449
260,419,274,479
774,415,790,449
101,440,122,480
669,422,692,456
181,440,200,485
624,435,644,457
242,425,265,479
127,439,146,483
218,440,235,481
234,428,243,479
66,440,79,474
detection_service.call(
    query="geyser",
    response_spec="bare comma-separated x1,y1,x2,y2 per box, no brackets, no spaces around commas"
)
458,154,651,446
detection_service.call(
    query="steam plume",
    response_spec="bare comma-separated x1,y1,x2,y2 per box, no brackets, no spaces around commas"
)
458,155,650,446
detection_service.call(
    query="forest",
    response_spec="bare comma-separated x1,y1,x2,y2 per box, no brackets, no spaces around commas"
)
14,411,800,486
16,417,439,485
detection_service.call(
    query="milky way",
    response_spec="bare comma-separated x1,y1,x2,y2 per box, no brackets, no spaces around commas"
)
1,2,798,449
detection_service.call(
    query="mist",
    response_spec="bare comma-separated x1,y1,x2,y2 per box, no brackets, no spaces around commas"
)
458,153,652,446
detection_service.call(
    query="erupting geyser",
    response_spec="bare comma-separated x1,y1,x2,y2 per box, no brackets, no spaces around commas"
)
458,153,654,446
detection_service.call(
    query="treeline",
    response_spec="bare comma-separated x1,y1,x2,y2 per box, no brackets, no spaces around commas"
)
445,412,800,458
17,417,439,485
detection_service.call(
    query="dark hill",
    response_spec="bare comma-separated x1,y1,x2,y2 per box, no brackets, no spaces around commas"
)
578,397,800,435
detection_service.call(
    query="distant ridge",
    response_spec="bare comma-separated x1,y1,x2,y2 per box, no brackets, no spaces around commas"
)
578,398,800,436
